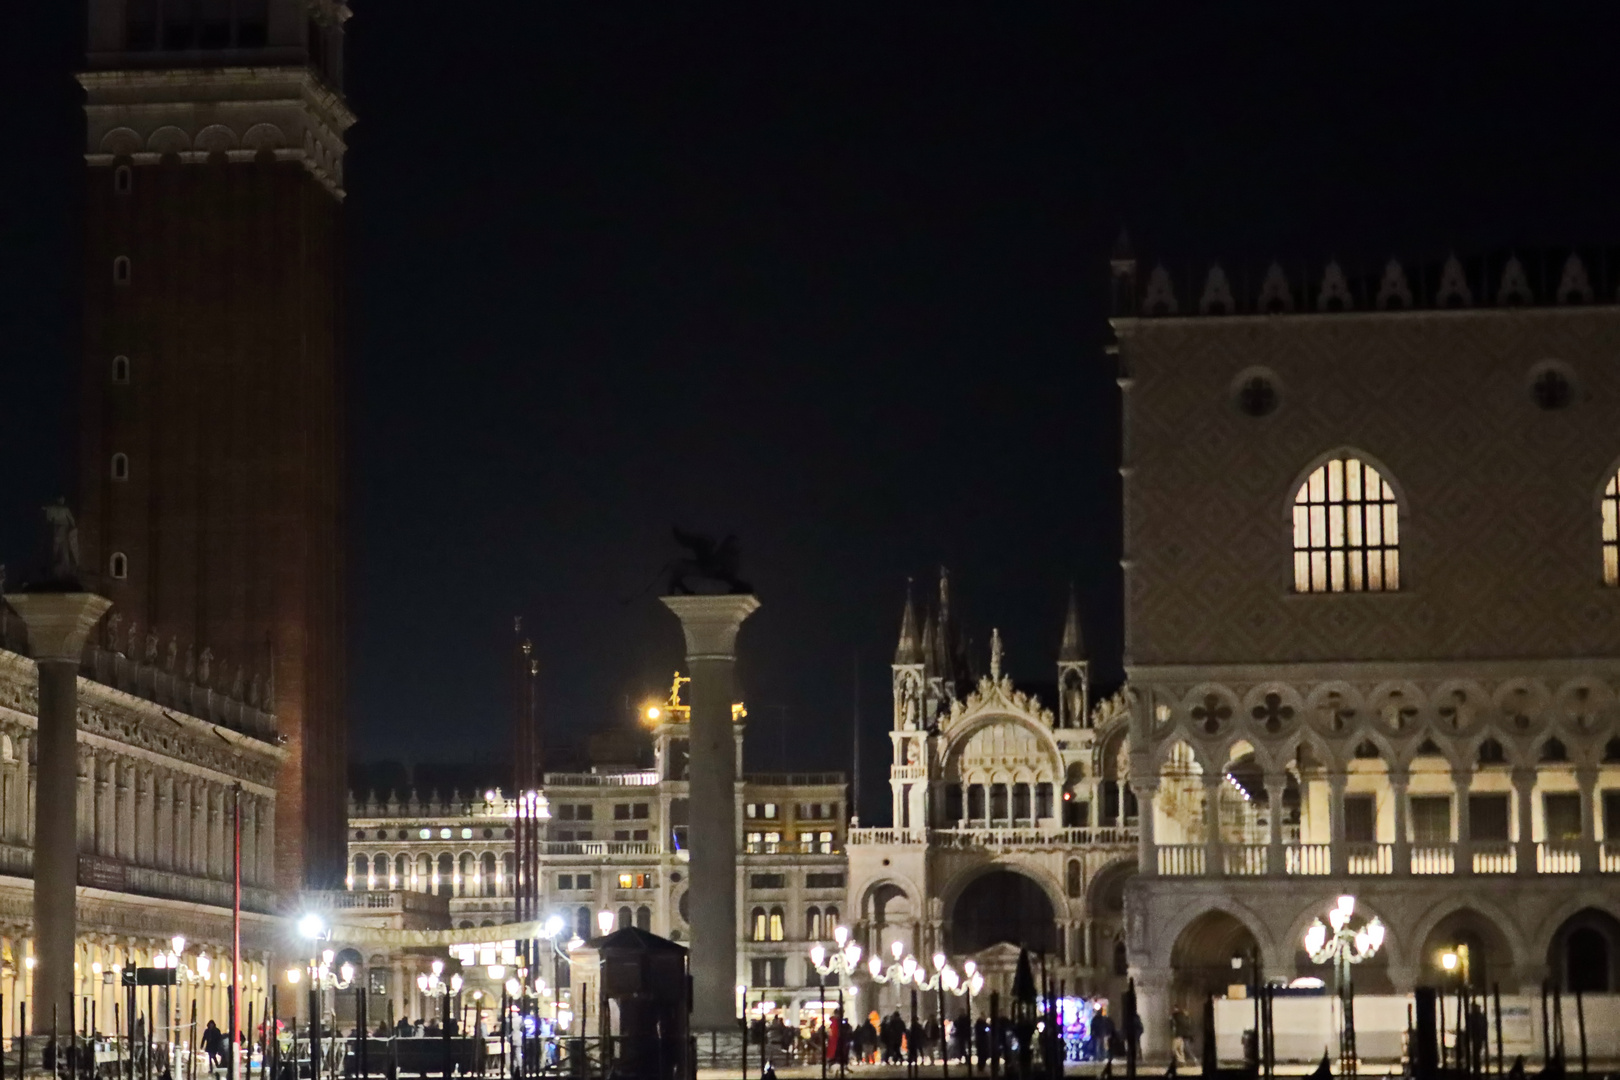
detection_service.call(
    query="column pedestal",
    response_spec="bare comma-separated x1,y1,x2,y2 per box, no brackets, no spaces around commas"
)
4,591,112,1034
661,594,759,1033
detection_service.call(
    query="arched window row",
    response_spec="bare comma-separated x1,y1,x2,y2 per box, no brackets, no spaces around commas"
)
1293,456,1620,592
346,848,514,896
945,781,1054,825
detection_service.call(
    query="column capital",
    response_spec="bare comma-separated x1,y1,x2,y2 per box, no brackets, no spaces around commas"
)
660,594,761,659
3,592,112,662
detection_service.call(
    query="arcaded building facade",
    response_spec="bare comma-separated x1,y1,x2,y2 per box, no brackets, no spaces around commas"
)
0,609,283,1035
1113,252,1620,1053
343,689,848,1027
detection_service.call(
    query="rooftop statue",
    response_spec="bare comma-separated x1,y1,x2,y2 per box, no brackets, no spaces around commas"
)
43,499,82,588
666,527,753,595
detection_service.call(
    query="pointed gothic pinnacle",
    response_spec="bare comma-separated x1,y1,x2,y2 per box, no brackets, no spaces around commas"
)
1059,584,1086,663
919,606,937,679
894,578,921,666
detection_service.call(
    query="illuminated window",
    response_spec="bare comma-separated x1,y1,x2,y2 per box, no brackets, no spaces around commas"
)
1604,470,1620,585
768,907,784,941
1293,455,1400,593
618,873,633,889
798,831,815,853
817,831,834,854
751,907,767,942
763,831,781,854
806,906,821,939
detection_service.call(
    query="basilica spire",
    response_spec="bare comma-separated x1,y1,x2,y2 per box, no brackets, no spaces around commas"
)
894,579,921,665
1059,583,1086,663
1056,584,1090,729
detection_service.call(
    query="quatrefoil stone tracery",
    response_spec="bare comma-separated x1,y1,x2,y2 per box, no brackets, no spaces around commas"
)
1252,692,1294,733
1191,694,1232,735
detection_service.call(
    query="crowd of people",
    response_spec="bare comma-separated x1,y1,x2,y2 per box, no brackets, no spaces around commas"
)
748,999,1138,1069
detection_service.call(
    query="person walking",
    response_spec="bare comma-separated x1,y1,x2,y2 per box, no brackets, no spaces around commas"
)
203,1020,226,1072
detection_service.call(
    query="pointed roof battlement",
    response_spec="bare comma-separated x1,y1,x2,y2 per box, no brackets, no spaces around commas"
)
1116,247,1620,320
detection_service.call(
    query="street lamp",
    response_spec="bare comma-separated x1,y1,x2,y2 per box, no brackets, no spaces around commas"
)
1304,895,1385,1078
417,963,464,1080
597,910,615,936
808,928,864,1080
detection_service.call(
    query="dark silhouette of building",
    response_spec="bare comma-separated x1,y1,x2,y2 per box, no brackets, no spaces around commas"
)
75,0,353,891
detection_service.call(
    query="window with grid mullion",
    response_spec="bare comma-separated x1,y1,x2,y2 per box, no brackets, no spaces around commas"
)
1293,456,1399,593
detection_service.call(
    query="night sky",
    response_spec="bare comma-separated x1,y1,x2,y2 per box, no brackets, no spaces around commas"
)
5,5,1620,819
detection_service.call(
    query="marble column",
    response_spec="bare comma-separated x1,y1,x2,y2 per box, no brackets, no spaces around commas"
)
660,593,759,1032
1264,772,1286,876
1451,766,1473,877
1327,771,1349,877
1135,780,1158,876
1202,772,1225,877
1390,768,1411,877
1512,767,1536,877
1576,765,1599,875
3,589,111,1033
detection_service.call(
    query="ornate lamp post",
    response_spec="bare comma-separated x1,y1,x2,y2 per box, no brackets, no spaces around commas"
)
867,945,981,1080
1304,895,1385,1078
416,961,463,1080
809,926,863,1080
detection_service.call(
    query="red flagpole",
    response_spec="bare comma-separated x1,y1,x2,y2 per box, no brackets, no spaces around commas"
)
230,784,242,1080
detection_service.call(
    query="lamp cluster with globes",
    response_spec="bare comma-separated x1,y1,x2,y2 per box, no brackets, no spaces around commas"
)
1303,895,1384,1079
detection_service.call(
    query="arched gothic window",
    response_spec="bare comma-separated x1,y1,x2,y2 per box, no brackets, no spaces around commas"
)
351,854,366,888
373,853,388,887
1603,469,1620,585
768,906,785,942
1293,455,1400,592
806,906,821,941
480,852,496,896
636,905,651,931
751,906,768,942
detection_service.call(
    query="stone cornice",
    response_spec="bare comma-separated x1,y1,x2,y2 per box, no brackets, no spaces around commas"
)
0,651,283,793
79,66,353,197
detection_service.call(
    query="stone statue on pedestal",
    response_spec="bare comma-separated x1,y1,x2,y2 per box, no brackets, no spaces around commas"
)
666,528,752,595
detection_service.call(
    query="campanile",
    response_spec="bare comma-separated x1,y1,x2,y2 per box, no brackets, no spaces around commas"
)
76,0,352,892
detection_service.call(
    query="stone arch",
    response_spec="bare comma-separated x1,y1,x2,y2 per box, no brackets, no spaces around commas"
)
941,711,1065,787
1545,907,1620,993
100,128,143,156
242,123,287,154
1169,909,1264,1048
194,124,238,155
1281,895,1397,991
147,126,191,155
946,865,1058,955
1282,446,1409,522
1411,902,1520,990
859,878,918,959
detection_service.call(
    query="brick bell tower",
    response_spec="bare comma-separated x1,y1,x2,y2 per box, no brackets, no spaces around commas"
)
76,0,352,893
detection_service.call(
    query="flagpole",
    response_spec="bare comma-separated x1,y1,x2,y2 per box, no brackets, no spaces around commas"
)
230,784,242,1080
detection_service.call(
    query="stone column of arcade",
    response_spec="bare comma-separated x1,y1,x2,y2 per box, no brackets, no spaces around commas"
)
660,594,759,1034
3,590,112,1035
